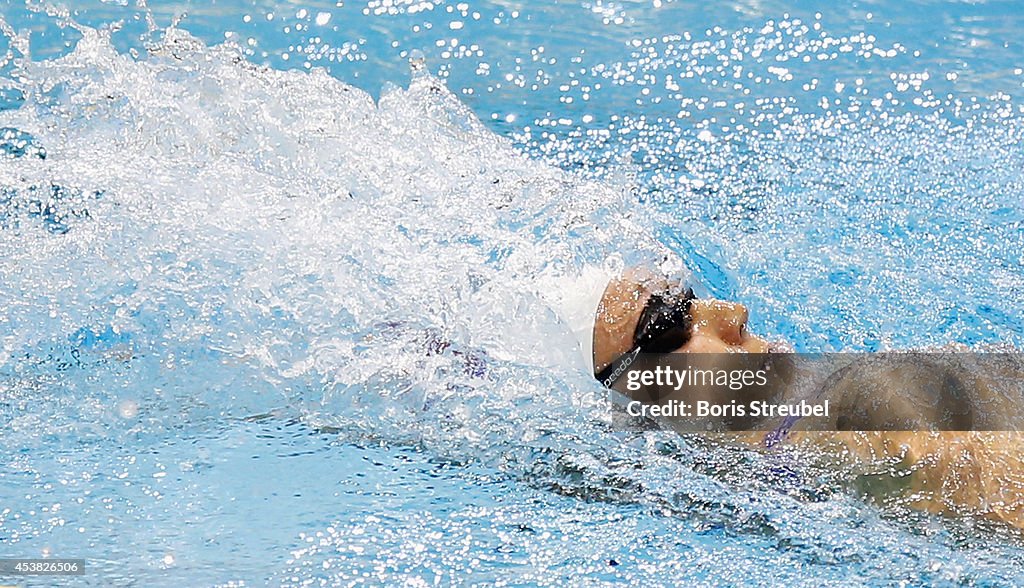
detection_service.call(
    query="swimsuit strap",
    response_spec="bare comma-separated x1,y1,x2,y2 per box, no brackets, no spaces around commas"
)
763,413,801,448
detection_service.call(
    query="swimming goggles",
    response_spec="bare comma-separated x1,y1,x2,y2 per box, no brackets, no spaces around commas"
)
595,285,697,388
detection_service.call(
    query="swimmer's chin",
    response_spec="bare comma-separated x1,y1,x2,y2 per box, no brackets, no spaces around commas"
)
760,343,798,391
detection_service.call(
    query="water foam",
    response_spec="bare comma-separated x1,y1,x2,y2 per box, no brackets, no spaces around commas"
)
0,20,673,460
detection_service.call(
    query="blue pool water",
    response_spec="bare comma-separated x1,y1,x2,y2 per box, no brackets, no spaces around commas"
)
1,0,1023,585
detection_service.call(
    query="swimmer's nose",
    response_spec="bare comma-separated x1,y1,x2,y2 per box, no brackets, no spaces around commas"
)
691,299,763,349
692,299,745,340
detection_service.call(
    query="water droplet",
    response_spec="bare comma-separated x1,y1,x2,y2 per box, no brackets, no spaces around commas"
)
408,49,427,78
117,400,139,419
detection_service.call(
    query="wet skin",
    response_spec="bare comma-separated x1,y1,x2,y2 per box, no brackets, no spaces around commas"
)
592,270,1024,529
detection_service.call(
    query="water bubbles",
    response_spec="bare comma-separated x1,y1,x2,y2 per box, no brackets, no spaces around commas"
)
117,400,138,419
408,48,427,77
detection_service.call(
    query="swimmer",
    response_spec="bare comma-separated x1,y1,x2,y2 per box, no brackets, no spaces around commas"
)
583,267,1024,529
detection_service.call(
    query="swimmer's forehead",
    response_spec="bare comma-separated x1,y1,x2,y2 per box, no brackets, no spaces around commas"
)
603,267,688,306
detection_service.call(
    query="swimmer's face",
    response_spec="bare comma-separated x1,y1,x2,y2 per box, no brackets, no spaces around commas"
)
592,270,777,374
676,298,772,354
